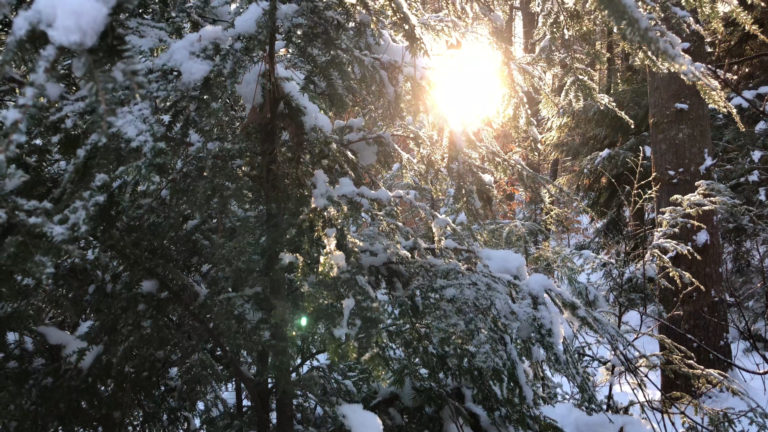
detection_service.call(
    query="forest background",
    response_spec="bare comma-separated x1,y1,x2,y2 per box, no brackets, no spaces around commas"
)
1,0,768,431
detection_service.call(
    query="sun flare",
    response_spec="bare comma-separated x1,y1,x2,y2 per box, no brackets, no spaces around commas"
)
428,40,507,130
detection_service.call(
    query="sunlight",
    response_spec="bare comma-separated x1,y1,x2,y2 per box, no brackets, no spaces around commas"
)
427,40,507,130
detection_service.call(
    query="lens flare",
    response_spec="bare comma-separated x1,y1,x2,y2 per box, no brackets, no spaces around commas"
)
428,40,507,130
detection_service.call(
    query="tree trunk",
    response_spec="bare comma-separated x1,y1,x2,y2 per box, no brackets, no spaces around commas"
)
605,25,615,95
648,69,732,397
520,0,536,55
257,0,295,429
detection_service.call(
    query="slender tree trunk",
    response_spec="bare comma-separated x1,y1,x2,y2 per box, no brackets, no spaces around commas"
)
255,349,271,432
648,69,732,397
520,0,539,120
605,25,615,95
257,0,295,429
520,0,536,55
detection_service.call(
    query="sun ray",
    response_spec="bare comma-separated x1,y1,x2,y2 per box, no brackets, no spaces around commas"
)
427,39,507,130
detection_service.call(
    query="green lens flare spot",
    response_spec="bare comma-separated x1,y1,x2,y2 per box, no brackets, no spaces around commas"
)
299,316,308,327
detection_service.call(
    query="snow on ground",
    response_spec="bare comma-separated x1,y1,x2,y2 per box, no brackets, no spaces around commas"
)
542,402,652,432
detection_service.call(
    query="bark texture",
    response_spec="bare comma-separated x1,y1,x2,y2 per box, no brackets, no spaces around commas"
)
648,70,732,397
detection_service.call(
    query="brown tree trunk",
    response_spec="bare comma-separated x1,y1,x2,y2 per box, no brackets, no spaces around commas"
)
520,0,536,55
259,0,295,429
648,69,732,397
605,26,615,95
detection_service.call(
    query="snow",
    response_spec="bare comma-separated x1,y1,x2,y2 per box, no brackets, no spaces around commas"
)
730,96,749,108
478,248,527,281
140,279,159,294
37,325,102,371
694,229,709,247
332,297,356,340
375,31,425,80
0,107,22,126
524,273,556,297
280,253,298,266
330,251,346,269
44,82,64,101
751,150,764,162
542,402,652,432
237,63,265,111
2,163,29,192
699,149,715,174
443,238,459,249
674,103,689,111
756,121,767,134
741,89,758,100
433,215,451,228
160,25,227,84
334,177,358,197
277,3,300,20
232,2,267,35
311,170,332,208
349,141,378,166
337,403,383,432
275,65,332,133
12,0,114,49
38,326,86,356
595,148,611,165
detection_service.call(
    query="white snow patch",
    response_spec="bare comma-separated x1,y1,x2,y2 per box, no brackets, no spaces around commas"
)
643,145,652,157
159,25,227,84
443,238,459,249
699,149,715,174
756,121,767,134
349,141,378,166
140,279,159,294
279,252,298,265
232,2,267,35
332,297,356,340
478,249,527,281
311,170,332,208
524,273,555,297
694,229,709,247
730,96,749,108
595,148,611,165
236,63,264,111
337,403,383,432
433,215,452,228
37,325,102,370
12,0,114,49
542,402,651,432
277,65,332,133
674,103,689,111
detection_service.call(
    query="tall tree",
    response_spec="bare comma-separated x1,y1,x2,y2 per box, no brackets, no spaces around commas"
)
647,14,733,395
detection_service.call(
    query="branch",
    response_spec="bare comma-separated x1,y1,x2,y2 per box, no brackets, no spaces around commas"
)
713,52,768,68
